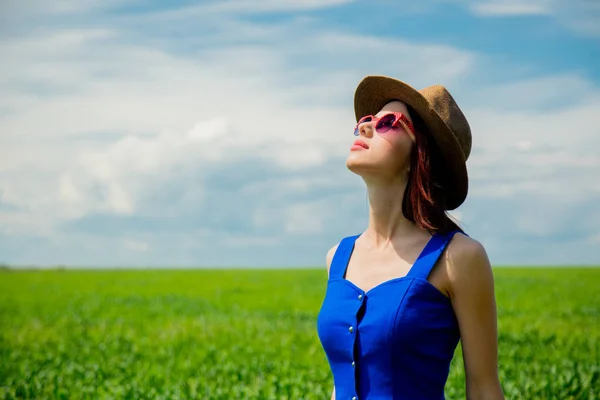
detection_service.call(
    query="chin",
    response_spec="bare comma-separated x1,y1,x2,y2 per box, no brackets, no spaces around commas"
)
346,155,400,179
345,155,359,169
346,157,369,175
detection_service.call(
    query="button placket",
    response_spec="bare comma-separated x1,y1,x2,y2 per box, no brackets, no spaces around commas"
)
349,292,364,400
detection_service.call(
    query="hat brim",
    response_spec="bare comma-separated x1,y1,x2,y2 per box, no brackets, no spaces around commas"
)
353,76,468,210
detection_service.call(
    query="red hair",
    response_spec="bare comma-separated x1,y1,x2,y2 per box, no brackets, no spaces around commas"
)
402,105,461,234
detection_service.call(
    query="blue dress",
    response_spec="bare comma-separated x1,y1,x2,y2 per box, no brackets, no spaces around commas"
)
316,230,462,400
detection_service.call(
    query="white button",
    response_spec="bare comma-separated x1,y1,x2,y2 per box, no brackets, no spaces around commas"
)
348,326,354,333
352,397,357,400
351,361,355,367
357,294,363,300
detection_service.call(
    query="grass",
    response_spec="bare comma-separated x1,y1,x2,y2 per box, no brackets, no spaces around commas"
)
0,267,598,399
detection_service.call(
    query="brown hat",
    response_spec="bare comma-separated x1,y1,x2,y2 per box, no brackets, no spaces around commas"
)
354,75,472,210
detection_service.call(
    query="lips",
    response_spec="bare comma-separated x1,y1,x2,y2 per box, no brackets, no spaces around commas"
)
352,139,369,149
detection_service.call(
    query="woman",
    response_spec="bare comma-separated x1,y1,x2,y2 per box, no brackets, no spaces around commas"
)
316,76,504,400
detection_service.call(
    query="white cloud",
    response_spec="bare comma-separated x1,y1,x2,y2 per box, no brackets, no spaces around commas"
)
465,73,598,111
466,92,600,203
198,0,356,13
447,0,600,37
123,238,149,252
0,2,598,266
471,1,552,16
588,234,600,245
54,117,234,218
284,202,326,235
0,14,476,236
1,0,136,16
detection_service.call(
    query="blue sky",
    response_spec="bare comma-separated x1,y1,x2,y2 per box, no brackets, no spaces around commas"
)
1,0,599,267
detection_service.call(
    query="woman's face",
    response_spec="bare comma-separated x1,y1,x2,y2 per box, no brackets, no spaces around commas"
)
346,100,416,180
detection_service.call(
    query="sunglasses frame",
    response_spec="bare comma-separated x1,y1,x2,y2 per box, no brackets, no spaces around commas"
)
353,112,416,138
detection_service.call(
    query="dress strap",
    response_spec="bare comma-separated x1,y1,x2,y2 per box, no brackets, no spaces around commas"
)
407,230,462,280
329,234,361,280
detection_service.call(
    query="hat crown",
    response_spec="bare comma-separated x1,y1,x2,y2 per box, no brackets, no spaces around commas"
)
419,85,472,160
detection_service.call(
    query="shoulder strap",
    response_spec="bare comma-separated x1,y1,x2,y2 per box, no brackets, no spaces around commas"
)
329,234,361,280
407,230,461,280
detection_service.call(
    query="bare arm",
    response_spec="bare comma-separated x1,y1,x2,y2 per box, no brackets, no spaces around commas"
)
446,235,504,400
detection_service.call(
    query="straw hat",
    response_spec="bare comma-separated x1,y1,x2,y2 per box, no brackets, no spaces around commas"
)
354,75,472,210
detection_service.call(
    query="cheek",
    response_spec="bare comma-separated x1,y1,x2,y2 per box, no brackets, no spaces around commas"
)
373,134,412,170
379,132,412,156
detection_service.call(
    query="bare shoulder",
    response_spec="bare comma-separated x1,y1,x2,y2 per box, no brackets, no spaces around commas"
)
325,243,340,277
444,232,493,296
446,232,489,264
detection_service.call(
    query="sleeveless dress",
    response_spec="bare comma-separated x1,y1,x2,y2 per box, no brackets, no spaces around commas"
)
316,230,462,400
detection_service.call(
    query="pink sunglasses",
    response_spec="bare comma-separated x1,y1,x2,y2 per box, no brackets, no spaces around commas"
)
353,112,416,137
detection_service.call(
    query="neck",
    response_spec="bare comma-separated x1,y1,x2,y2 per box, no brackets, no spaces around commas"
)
362,175,420,247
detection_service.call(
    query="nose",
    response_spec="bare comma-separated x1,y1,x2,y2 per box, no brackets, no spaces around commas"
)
358,121,374,138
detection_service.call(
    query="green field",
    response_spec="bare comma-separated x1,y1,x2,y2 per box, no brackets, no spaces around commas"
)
0,268,598,399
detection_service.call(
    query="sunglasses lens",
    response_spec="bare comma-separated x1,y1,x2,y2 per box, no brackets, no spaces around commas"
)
375,114,396,133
